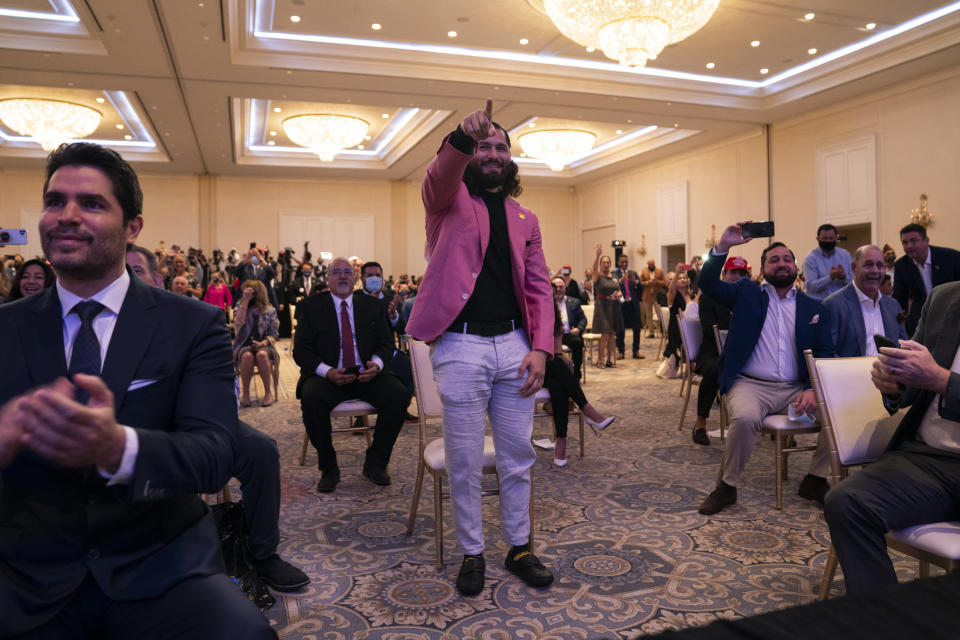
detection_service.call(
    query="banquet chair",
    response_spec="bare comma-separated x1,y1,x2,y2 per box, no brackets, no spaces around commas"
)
805,350,960,599
655,305,669,362
676,315,703,430
534,385,587,458
298,400,376,466
711,325,729,441
405,338,535,568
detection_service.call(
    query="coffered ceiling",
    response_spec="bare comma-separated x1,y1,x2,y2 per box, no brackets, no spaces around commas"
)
1,0,959,184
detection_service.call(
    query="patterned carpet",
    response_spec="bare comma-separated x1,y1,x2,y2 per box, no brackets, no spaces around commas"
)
234,334,927,639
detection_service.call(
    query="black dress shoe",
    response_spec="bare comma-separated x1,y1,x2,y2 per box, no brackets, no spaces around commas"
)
505,545,553,588
698,481,737,515
456,554,485,596
797,473,829,505
316,468,340,493
362,464,391,486
692,428,711,446
253,554,310,592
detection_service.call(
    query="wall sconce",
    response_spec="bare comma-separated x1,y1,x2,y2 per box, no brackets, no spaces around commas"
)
909,194,933,227
636,234,648,257
705,224,717,250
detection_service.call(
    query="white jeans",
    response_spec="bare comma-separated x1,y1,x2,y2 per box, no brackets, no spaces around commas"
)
430,328,535,555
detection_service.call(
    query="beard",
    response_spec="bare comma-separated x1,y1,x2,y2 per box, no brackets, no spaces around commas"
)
463,159,518,196
764,270,797,288
42,224,128,283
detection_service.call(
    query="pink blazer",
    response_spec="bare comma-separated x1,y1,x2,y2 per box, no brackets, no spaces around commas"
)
406,138,554,354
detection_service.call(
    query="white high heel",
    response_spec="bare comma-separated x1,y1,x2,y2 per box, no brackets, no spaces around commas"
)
584,415,616,436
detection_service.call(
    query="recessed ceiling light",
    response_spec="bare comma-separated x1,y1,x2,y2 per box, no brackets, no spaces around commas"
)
865,22,877,30
371,23,381,30
705,62,715,69
673,123,679,127
760,68,769,74
267,140,275,146
447,31,457,38
116,124,124,130
804,12,815,20
290,15,300,23
357,144,365,149
519,38,528,45
381,113,390,119
364,135,371,140
520,153,527,158
198,2,204,6
269,130,277,136
808,48,817,55
615,129,623,134
528,122,535,128
95,97,105,103
124,134,132,140
750,40,760,47
273,107,282,113
586,46,595,52
627,119,632,123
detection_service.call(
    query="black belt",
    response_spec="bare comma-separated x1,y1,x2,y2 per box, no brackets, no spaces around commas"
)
448,318,521,337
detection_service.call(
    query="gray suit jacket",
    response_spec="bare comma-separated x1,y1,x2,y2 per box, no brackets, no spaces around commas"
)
823,283,907,357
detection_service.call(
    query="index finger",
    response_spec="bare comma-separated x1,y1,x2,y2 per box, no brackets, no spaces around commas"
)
484,98,493,122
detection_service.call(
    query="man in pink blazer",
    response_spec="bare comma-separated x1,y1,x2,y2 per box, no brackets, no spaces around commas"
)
406,99,554,596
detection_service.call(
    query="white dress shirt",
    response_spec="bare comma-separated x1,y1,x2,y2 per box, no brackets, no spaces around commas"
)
854,283,885,357
741,282,800,383
915,252,933,294
557,298,571,334
57,270,139,485
314,293,385,378
918,345,960,454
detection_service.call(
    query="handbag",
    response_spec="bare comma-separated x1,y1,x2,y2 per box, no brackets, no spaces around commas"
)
211,501,276,611
656,354,679,379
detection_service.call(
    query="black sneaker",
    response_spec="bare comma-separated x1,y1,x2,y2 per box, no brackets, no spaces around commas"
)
253,554,310,592
698,481,737,515
316,468,340,493
692,428,711,446
505,546,553,588
797,473,829,505
456,554,485,596
362,464,391,486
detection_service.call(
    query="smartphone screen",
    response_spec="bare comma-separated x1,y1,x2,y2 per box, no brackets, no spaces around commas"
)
741,221,775,239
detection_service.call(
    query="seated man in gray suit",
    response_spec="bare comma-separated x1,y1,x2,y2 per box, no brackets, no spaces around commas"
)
823,244,908,357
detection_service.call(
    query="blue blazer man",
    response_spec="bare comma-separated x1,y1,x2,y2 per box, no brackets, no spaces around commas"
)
699,250,834,395
823,283,907,357
561,294,587,334
0,270,239,635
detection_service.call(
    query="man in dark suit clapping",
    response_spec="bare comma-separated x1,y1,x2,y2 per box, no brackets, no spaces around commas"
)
293,257,406,493
0,143,272,638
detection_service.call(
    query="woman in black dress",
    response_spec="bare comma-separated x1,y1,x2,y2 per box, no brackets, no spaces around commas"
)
590,244,624,367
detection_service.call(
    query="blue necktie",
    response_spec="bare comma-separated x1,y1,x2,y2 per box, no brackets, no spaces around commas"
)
69,301,105,402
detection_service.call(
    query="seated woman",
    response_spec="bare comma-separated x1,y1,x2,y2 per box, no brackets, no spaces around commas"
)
663,265,694,362
534,303,616,467
234,280,279,407
4,259,56,303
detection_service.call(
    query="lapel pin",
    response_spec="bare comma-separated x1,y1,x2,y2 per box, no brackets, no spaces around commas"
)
518,213,526,220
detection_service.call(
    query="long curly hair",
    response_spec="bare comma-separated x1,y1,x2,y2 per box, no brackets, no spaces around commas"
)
462,122,522,198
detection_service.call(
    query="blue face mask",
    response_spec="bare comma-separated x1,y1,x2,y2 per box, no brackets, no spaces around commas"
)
251,256,259,265
365,276,383,292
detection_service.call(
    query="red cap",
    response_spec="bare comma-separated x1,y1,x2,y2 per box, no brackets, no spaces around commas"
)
562,264,572,270
723,255,750,272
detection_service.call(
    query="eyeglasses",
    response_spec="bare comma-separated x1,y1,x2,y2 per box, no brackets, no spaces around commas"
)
331,269,353,276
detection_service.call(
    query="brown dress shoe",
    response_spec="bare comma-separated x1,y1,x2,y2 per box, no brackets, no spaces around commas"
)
698,481,737,515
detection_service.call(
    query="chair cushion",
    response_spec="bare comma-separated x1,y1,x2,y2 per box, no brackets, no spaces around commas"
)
888,521,960,559
423,435,497,472
331,399,377,416
760,414,820,432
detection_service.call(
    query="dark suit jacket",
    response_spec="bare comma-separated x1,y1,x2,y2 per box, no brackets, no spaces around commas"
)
699,251,835,395
893,245,960,336
0,271,237,635
561,295,587,334
293,291,396,398
234,261,278,308
288,274,320,302
615,268,641,312
885,282,960,450
823,283,907,357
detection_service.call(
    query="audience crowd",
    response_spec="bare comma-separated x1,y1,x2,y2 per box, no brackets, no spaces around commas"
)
1,125,958,636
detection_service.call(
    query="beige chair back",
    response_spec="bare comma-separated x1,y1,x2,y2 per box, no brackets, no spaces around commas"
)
657,306,669,333
408,338,443,420
678,316,702,363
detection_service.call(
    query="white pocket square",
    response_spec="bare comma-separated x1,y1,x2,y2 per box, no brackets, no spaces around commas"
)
810,314,820,324
128,379,157,391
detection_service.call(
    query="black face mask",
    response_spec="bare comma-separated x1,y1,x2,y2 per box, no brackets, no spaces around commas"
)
819,241,836,253
648,266,655,272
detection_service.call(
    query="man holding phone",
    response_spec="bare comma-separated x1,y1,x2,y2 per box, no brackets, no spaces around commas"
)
293,257,406,492
697,222,835,515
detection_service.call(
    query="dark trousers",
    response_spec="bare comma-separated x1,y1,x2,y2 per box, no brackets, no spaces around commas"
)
824,440,960,595
544,358,588,439
561,333,584,379
235,421,281,560
694,355,720,419
300,373,406,472
387,350,415,407
616,303,641,354
10,573,274,639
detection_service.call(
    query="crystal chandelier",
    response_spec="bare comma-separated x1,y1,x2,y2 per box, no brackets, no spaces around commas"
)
518,129,596,171
282,114,369,161
0,98,102,151
909,193,934,227
543,0,720,67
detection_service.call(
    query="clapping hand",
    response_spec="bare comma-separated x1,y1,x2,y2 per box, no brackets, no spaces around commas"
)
461,99,497,142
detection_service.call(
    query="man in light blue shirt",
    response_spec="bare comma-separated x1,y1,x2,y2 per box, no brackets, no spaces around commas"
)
802,223,853,300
